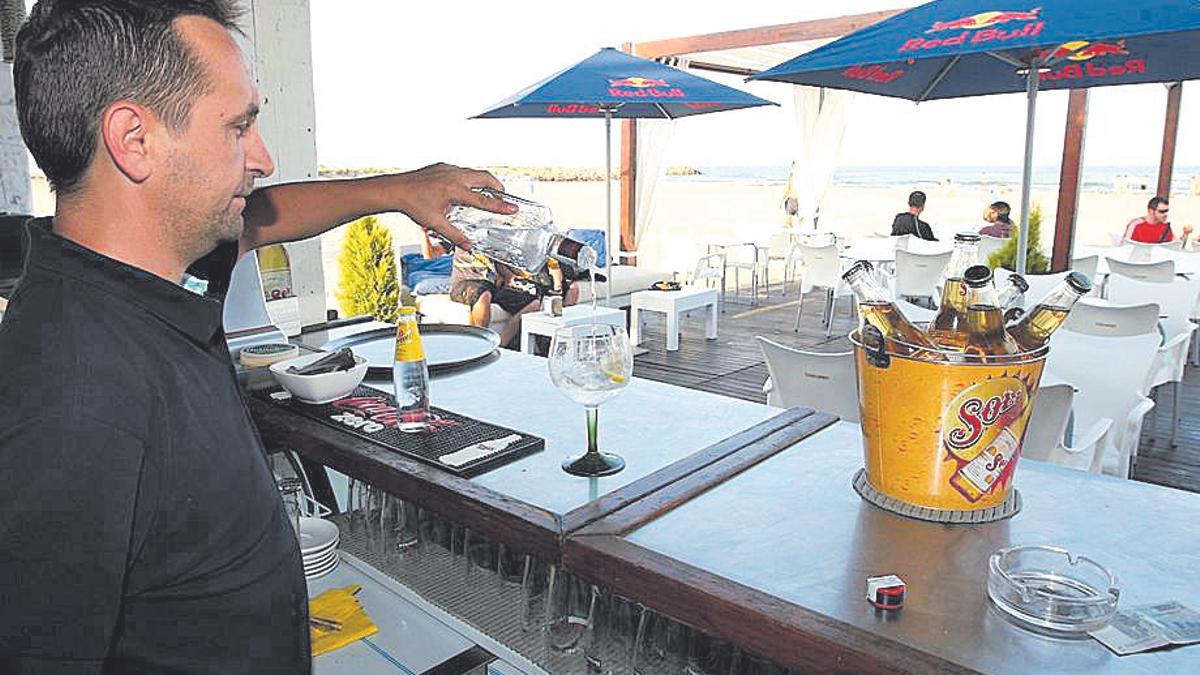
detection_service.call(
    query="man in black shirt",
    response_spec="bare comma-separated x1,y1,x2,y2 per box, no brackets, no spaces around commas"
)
0,1,510,672
890,190,938,241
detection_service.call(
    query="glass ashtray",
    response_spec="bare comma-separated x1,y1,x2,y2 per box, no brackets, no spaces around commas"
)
987,544,1120,636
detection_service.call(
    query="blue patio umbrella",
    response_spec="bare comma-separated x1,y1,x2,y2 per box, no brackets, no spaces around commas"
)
476,47,775,302
750,0,1200,273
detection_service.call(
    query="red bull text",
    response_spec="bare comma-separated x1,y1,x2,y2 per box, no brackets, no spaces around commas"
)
903,8,1043,52
843,64,907,84
608,76,686,98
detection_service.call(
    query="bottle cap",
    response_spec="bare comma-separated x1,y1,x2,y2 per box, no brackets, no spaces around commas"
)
842,259,874,281
954,232,981,243
1008,273,1030,293
963,265,993,288
1065,271,1093,294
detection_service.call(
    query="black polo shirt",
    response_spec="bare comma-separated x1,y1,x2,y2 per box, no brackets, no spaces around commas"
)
0,219,309,673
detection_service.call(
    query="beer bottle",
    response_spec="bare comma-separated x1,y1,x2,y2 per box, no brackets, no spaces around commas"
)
1007,272,1093,350
960,265,1018,357
842,260,939,353
996,273,1029,311
929,233,981,349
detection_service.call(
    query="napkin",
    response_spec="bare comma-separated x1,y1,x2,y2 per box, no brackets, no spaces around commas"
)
309,584,378,656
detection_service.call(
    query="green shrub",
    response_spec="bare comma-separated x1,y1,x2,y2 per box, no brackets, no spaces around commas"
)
336,215,400,323
988,202,1050,273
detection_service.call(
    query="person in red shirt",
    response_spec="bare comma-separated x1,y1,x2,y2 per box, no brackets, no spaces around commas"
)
1123,196,1193,244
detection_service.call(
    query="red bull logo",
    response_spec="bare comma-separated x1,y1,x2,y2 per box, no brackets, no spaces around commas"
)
1040,39,1144,82
901,7,1043,52
843,64,907,84
608,75,686,98
926,8,1041,33
1042,39,1128,62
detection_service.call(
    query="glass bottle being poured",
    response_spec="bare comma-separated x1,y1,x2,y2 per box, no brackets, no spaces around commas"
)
441,190,598,274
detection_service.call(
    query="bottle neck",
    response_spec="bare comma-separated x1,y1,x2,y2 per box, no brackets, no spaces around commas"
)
945,243,980,277
844,268,890,304
1036,283,1086,311
549,234,597,270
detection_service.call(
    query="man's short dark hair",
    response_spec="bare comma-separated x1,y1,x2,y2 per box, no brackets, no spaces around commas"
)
908,191,926,209
15,1,243,195
1148,196,1169,211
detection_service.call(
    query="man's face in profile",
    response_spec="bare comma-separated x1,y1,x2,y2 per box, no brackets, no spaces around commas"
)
159,16,275,256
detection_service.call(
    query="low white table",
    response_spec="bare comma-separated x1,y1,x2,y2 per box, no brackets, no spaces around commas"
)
630,286,719,351
519,304,626,354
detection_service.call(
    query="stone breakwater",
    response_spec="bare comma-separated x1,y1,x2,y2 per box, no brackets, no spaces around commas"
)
316,166,701,182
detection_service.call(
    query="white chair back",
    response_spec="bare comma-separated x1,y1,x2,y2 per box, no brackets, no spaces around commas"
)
797,242,844,292
978,234,1008,263
1063,301,1161,337
1106,257,1176,283
893,249,952,300
1070,255,1099,285
1106,275,1200,330
691,252,726,286
1045,330,1159,477
1021,384,1074,463
755,337,859,421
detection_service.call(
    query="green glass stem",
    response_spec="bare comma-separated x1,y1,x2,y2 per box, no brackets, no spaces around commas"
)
585,406,599,455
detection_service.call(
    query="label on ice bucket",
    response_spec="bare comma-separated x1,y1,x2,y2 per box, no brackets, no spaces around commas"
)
941,377,1029,503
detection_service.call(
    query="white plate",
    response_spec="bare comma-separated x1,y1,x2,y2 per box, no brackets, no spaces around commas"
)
303,548,338,569
300,537,339,560
305,553,340,580
303,545,339,564
298,517,340,554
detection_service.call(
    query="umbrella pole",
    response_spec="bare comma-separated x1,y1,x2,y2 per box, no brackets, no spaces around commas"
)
1016,65,1040,275
604,110,613,306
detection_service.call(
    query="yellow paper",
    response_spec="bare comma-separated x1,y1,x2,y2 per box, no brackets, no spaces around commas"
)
309,584,379,656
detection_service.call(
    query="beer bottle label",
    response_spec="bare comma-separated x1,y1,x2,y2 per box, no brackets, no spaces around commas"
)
394,320,425,362
941,377,1029,503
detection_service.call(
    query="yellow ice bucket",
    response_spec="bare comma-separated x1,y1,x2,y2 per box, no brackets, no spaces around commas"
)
850,329,1047,513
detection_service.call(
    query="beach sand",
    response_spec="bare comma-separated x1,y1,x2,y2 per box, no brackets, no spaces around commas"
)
25,174,1199,310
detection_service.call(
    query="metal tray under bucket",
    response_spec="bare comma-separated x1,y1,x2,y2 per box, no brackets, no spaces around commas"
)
850,328,1047,518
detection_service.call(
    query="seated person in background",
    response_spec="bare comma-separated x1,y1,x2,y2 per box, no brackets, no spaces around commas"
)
979,201,1015,238
1123,196,1192,244
890,190,937,241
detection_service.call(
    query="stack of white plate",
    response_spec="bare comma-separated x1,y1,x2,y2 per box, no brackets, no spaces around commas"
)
298,517,340,580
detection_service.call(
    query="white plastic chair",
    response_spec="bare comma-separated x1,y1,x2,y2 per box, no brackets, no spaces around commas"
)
793,242,852,336
764,230,798,295
978,234,1008,264
756,337,859,421
1020,384,1112,472
1063,301,1161,338
1106,257,1176,283
897,297,937,325
690,252,727,311
1070,255,1099,289
1106,275,1200,446
891,249,952,306
1045,330,1159,478
721,242,767,305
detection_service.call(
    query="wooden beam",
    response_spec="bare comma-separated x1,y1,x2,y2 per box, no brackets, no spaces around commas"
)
632,9,905,58
1052,89,1088,272
620,43,638,264
1157,82,1182,198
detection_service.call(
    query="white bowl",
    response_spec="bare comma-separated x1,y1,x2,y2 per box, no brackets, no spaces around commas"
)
269,352,368,404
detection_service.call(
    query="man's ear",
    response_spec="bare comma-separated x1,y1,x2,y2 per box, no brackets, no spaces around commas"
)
100,102,155,184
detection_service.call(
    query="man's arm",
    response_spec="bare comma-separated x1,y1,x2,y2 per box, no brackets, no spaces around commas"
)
239,163,514,256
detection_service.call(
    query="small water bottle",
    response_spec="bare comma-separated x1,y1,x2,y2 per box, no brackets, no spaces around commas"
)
445,190,598,274
393,307,431,433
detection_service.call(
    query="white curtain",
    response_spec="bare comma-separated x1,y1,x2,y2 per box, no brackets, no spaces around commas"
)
632,118,676,251
629,57,686,252
789,86,853,233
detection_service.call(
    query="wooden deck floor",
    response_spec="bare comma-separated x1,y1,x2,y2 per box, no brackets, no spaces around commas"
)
627,282,1200,495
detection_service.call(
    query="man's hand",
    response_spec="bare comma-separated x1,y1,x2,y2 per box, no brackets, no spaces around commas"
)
391,163,516,250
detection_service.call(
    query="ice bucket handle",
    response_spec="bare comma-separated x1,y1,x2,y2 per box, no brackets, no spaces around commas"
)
861,325,891,369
